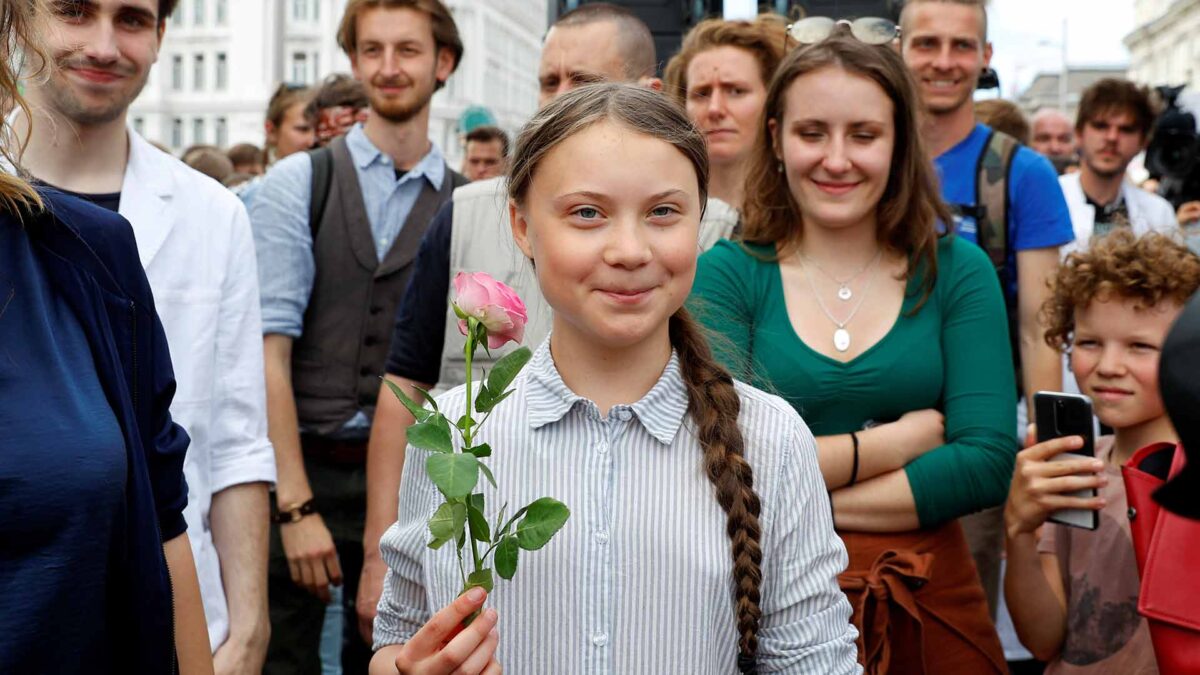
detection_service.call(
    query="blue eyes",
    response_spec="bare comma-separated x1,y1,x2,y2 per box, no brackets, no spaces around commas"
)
569,206,679,221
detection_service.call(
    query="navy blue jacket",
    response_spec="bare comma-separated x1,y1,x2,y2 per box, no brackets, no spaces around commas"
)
26,190,190,673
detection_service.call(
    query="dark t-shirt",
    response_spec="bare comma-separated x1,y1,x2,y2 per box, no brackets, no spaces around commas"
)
384,199,454,385
41,184,122,213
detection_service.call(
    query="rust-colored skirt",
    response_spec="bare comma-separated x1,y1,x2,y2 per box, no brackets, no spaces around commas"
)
837,520,1007,675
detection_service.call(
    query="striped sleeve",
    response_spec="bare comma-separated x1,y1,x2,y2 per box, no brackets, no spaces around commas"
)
755,406,862,673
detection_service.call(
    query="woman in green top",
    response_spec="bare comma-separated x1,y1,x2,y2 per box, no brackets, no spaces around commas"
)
690,32,1016,674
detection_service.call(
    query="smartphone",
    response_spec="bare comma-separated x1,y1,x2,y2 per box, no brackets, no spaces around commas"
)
1035,391,1099,530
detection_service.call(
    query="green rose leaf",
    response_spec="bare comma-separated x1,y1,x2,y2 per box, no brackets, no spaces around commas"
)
494,535,520,580
408,415,454,454
456,414,476,433
474,387,515,415
497,504,529,539
486,347,533,397
466,568,494,593
426,453,480,498
514,498,570,551
427,501,466,550
383,379,434,422
467,494,490,542
466,443,492,458
478,461,498,490
492,503,508,542
452,302,470,322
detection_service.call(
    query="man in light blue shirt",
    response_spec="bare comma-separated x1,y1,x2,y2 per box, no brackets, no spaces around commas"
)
248,1,467,671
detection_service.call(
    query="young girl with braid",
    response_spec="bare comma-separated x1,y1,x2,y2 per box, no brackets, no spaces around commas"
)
690,32,1016,673
368,83,860,674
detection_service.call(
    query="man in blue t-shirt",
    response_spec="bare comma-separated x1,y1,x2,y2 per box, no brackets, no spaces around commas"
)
900,0,1075,634
901,0,1073,412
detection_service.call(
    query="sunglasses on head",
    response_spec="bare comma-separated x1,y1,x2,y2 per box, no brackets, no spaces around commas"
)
787,17,901,46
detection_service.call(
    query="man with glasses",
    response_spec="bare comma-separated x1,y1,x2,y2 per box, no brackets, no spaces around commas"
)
248,0,467,671
900,0,1074,621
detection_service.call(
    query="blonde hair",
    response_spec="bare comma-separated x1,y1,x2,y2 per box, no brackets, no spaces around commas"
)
1,0,45,215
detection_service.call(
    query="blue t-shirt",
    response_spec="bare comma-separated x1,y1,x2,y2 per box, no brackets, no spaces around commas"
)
935,123,1073,301
0,217,127,672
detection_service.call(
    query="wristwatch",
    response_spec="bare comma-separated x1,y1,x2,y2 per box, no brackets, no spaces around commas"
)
272,498,317,524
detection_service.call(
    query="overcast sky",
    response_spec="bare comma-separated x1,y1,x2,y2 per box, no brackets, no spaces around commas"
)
985,0,1136,98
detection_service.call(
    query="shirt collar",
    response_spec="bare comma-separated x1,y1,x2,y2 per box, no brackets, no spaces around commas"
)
345,123,446,190
525,338,691,446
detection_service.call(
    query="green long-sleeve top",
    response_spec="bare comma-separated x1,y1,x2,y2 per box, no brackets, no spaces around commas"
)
689,235,1018,528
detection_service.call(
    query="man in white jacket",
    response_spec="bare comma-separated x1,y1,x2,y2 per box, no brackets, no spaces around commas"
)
15,1,275,672
1060,78,1178,255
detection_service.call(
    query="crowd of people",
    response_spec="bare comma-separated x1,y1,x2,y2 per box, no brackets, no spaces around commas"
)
2,0,1198,674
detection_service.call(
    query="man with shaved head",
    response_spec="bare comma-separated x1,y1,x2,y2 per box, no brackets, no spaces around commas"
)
1030,108,1077,172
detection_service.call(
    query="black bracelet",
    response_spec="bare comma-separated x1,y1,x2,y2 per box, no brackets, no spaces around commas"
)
272,498,317,524
848,431,860,486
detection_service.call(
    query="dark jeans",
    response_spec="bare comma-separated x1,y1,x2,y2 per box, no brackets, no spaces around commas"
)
264,455,371,675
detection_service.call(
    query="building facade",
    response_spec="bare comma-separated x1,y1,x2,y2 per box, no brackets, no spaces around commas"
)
1014,67,1129,119
1125,0,1200,90
131,0,544,166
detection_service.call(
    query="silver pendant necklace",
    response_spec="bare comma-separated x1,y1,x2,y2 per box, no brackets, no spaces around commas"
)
800,251,883,353
800,249,883,301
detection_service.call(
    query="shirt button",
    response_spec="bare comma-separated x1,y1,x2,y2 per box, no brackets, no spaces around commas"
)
591,632,609,647
378,237,388,248
615,409,631,422
594,529,609,544
596,440,608,454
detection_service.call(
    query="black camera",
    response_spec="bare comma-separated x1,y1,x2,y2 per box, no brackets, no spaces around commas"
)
1145,85,1200,208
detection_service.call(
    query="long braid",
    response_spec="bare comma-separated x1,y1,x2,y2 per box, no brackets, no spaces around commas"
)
670,308,764,673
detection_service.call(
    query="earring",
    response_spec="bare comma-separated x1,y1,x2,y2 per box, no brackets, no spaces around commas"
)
777,162,784,173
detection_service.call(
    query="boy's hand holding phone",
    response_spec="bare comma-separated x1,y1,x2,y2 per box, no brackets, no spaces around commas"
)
1004,429,1108,541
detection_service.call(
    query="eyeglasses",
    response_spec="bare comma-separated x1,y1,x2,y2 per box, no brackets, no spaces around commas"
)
786,17,901,46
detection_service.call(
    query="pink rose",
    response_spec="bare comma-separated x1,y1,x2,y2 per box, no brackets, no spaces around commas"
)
454,272,528,349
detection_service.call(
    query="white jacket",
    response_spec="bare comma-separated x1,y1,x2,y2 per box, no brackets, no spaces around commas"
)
120,130,276,652
1059,172,1178,256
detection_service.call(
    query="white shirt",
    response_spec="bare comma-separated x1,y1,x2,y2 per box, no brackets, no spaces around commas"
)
120,130,276,652
1058,172,1179,256
376,340,861,674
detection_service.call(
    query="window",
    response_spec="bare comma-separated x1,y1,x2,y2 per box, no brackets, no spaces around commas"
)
216,117,228,148
171,55,183,90
171,117,183,148
216,52,227,90
216,0,227,24
292,0,309,22
193,117,205,144
193,53,205,90
194,0,204,25
133,117,145,135
170,3,182,26
291,52,308,84
313,51,320,82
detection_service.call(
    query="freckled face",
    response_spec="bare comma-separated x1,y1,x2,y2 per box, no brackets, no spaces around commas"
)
685,46,768,167
510,121,703,351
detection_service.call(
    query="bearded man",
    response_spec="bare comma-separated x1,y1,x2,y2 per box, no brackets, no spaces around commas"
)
245,1,467,672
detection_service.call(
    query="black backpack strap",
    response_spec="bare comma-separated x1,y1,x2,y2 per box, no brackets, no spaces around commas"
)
307,146,334,240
